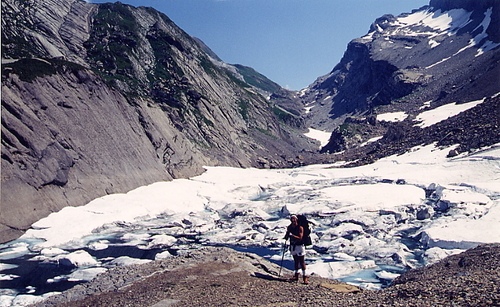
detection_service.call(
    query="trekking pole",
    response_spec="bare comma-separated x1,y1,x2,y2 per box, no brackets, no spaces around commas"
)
278,239,287,277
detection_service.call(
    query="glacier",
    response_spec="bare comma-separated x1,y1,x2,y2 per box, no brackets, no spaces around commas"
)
1,140,499,306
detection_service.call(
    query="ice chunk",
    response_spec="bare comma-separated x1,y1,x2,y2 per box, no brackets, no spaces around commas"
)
0,263,18,271
155,251,173,260
0,295,14,307
374,270,400,280
333,252,356,261
40,247,67,256
9,294,44,307
57,250,98,267
107,256,152,267
67,267,107,282
0,242,30,260
88,241,109,251
441,187,492,206
321,184,425,212
421,201,500,249
423,246,464,265
0,274,20,281
121,233,151,246
148,235,177,248
309,259,377,279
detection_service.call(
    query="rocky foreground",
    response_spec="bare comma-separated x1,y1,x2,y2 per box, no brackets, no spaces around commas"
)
33,244,499,307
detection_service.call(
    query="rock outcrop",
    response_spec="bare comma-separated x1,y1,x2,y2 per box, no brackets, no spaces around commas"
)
324,95,500,166
0,0,318,243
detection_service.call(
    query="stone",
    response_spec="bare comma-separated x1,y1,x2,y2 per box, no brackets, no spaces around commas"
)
416,206,434,220
320,283,361,293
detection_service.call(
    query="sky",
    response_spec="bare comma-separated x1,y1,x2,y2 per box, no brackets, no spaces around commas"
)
89,0,430,90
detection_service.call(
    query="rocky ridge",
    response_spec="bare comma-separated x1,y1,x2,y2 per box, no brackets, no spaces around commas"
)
32,244,500,307
324,94,500,166
1,0,319,243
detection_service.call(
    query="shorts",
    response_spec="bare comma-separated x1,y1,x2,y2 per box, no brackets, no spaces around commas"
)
290,244,305,256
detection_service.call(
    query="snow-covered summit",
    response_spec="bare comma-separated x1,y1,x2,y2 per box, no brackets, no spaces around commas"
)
364,5,498,58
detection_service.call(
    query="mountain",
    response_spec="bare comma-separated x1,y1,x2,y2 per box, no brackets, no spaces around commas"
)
0,0,319,243
192,37,284,99
1,1,499,304
301,0,500,161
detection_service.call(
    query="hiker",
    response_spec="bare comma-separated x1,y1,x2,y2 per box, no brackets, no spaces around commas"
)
284,215,309,284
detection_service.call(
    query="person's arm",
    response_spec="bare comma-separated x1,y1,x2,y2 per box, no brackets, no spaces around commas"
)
284,226,290,240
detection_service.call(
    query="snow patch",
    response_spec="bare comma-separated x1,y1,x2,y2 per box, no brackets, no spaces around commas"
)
304,128,331,147
414,99,485,128
473,8,500,56
428,39,440,48
376,112,408,122
420,100,432,110
398,8,472,33
359,136,383,147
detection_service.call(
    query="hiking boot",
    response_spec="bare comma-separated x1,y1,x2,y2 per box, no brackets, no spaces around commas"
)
303,275,309,284
290,272,299,282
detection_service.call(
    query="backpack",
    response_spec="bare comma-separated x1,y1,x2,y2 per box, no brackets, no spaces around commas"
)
297,214,312,246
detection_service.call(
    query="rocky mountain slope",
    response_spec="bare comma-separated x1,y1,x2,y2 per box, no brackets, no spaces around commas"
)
301,0,500,159
0,0,318,243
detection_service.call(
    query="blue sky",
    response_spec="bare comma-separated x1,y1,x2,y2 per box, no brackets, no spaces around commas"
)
90,0,430,90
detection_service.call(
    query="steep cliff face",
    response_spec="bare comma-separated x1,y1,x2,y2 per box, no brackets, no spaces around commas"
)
1,0,317,242
302,0,500,131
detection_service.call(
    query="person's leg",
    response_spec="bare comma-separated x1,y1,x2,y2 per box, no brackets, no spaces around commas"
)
293,255,300,271
298,255,306,270
299,255,309,284
291,255,300,281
